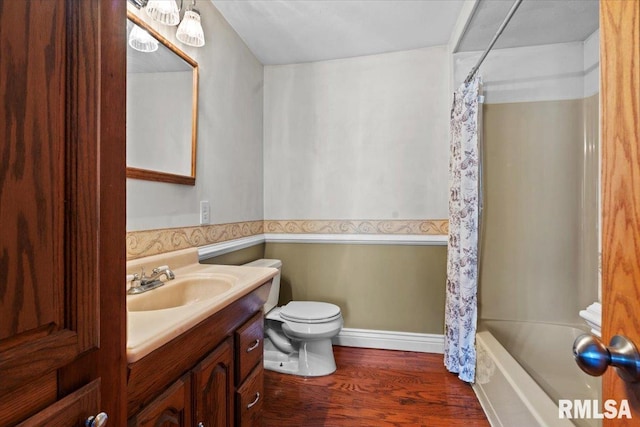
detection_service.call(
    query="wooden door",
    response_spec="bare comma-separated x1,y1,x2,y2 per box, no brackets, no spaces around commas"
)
0,0,126,425
601,0,640,425
193,339,235,427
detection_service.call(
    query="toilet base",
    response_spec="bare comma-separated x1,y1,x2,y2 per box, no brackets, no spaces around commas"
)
264,337,337,377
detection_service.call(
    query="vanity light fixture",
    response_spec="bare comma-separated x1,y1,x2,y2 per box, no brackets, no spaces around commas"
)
145,0,181,26
176,2,206,47
128,23,159,53
141,0,206,48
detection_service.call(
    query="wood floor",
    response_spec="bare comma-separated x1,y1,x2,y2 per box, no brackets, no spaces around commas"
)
261,346,490,426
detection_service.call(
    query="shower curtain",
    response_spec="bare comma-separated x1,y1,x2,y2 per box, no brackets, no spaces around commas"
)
444,77,482,383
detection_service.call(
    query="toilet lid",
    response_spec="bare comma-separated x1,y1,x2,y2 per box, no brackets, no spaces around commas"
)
280,301,341,324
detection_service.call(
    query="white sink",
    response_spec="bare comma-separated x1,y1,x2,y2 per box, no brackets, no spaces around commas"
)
127,274,235,312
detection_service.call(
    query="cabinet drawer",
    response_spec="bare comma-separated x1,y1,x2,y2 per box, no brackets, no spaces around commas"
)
235,366,263,427
235,311,263,384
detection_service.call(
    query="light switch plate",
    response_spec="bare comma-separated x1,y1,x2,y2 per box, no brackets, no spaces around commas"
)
200,201,210,225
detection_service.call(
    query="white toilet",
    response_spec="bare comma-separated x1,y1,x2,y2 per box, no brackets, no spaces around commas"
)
244,259,343,377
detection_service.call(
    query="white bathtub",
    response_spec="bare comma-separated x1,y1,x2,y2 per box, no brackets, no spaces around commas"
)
474,320,601,427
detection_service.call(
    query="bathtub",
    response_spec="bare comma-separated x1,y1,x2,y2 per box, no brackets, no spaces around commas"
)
474,320,601,427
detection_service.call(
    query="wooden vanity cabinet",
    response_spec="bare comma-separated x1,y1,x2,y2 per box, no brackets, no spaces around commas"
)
127,281,270,427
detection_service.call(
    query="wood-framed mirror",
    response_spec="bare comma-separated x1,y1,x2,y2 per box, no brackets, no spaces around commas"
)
126,11,198,185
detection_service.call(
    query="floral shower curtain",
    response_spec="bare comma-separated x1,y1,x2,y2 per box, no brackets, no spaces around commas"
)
444,77,482,383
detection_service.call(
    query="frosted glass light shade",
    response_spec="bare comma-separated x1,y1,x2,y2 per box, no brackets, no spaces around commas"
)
176,9,205,47
145,0,180,26
128,24,158,53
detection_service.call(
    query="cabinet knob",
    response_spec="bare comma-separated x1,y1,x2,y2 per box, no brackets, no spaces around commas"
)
197,423,204,427
85,412,108,427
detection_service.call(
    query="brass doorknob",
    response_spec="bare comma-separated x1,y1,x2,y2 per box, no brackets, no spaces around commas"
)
573,334,640,383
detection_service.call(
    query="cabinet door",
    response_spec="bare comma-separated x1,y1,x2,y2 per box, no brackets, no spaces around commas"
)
128,376,191,427
0,0,126,424
193,339,234,427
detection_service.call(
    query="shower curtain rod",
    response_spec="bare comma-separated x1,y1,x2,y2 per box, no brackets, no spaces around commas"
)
464,0,524,83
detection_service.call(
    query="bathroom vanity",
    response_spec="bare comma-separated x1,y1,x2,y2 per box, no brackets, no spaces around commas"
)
125,249,276,427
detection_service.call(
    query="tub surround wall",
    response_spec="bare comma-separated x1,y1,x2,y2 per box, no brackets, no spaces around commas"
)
453,35,600,326
481,99,586,324
126,2,264,231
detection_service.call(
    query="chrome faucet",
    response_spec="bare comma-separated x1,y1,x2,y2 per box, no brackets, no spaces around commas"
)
127,265,175,295
142,265,175,285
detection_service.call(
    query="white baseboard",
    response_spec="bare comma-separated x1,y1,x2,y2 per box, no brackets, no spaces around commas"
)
332,328,444,354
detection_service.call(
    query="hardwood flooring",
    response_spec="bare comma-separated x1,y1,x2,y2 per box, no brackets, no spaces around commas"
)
261,346,490,426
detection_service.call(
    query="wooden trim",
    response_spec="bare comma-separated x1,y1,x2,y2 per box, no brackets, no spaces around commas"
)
65,0,100,354
126,167,196,186
191,60,198,179
601,0,640,424
98,0,128,425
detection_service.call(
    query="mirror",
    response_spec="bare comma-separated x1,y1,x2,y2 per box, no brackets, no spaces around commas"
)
126,12,198,185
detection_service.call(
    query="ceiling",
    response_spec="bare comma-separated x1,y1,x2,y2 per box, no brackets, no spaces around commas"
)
209,0,599,66
210,0,466,65
456,0,599,52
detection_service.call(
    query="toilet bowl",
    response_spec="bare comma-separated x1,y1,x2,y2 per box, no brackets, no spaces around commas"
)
244,259,343,377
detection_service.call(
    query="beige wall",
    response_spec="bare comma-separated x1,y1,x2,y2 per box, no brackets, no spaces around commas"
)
479,96,599,325
263,243,447,334
201,244,265,266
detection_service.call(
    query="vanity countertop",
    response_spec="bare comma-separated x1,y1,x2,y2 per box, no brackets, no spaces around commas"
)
126,248,276,363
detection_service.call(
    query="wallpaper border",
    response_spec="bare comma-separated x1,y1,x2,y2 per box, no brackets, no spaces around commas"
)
127,219,448,260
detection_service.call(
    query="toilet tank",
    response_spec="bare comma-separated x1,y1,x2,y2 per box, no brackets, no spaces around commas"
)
243,258,282,313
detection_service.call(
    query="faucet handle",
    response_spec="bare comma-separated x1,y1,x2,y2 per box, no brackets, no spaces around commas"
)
153,265,175,280
153,265,169,273
126,273,141,293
